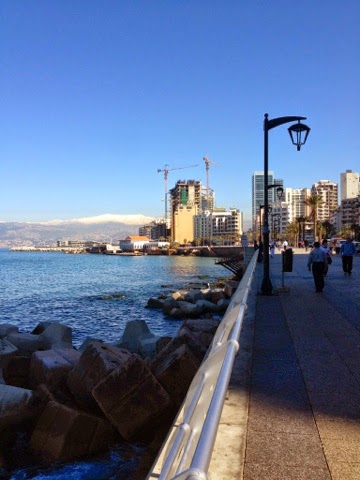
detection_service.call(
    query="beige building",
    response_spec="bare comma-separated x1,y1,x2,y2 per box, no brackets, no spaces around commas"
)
169,180,202,243
172,204,198,243
311,180,338,222
340,170,359,200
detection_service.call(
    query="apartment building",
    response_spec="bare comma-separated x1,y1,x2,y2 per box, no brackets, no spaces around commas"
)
194,208,242,243
311,180,338,222
340,170,360,200
139,219,169,240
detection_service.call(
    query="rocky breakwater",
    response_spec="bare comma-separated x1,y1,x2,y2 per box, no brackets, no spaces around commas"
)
0,278,239,477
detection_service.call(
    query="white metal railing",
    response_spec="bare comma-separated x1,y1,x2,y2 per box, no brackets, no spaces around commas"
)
147,249,258,480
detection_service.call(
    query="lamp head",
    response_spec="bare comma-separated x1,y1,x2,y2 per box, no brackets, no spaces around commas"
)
288,121,311,151
276,186,284,199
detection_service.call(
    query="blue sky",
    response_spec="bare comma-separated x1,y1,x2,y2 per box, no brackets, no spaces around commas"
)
1,1,359,226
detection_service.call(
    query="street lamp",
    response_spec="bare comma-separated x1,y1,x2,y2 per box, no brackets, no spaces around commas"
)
268,184,284,202
259,205,264,242
261,113,310,295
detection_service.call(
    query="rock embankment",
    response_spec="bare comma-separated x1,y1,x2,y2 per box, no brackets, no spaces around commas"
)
0,279,239,476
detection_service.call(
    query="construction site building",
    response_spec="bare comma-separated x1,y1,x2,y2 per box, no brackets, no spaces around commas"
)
169,180,202,243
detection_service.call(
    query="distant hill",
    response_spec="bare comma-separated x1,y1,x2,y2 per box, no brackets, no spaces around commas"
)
0,214,157,248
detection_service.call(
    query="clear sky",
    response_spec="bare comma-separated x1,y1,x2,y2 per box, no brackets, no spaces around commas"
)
1,1,359,226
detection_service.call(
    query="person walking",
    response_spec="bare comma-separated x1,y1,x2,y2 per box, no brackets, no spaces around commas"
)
340,236,356,276
282,239,288,251
320,239,332,276
270,241,275,258
307,241,328,292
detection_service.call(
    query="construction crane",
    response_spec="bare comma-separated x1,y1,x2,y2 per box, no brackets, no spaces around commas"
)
157,164,198,224
203,156,219,211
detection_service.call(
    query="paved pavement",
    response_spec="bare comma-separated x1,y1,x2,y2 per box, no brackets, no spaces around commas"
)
209,248,360,480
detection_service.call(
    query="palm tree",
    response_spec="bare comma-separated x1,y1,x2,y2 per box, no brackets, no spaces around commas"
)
296,216,307,244
303,194,324,242
285,221,299,246
321,220,334,238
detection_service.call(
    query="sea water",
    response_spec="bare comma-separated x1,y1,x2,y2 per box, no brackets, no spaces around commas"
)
0,250,226,479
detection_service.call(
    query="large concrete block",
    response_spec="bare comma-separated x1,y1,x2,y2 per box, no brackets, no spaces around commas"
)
177,326,213,360
40,323,73,349
30,400,118,462
0,338,18,368
180,318,220,335
224,280,240,298
150,344,201,407
0,384,41,429
5,332,43,355
67,341,131,411
0,324,19,339
30,348,81,392
92,354,171,441
2,355,32,388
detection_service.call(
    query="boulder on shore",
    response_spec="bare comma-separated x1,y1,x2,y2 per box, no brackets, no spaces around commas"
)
149,343,201,407
92,353,171,441
67,341,132,412
30,400,119,463
30,348,81,393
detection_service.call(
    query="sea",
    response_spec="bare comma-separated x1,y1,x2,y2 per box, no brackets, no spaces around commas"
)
0,249,227,479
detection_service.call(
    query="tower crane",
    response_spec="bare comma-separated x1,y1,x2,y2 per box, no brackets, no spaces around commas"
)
203,156,219,211
157,164,198,224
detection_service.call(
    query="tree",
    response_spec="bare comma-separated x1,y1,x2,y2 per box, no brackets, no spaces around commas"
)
321,221,334,238
296,216,307,244
285,221,299,246
303,194,324,241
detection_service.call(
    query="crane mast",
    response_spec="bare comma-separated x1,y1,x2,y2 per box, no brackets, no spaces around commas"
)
203,156,219,211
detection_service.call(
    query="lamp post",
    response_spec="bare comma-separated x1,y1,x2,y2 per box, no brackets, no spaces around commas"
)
261,113,310,295
259,205,264,242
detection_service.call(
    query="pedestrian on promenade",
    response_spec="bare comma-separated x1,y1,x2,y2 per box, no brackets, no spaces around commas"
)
270,241,275,258
307,241,328,292
340,236,356,276
282,239,288,251
320,239,332,276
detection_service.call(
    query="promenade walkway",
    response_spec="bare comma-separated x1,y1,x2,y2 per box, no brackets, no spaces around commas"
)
209,248,360,480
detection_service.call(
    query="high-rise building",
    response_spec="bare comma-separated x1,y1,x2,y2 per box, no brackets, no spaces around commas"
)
169,180,202,243
252,170,274,229
285,187,311,221
340,170,360,200
311,180,338,222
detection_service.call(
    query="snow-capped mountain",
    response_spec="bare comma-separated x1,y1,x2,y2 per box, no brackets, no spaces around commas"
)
0,214,158,248
38,214,157,226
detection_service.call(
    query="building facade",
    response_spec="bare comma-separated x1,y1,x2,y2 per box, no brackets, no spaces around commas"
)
169,180,202,243
311,180,338,222
119,236,150,252
194,208,242,244
139,219,169,240
252,170,275,229
340,170,360,200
